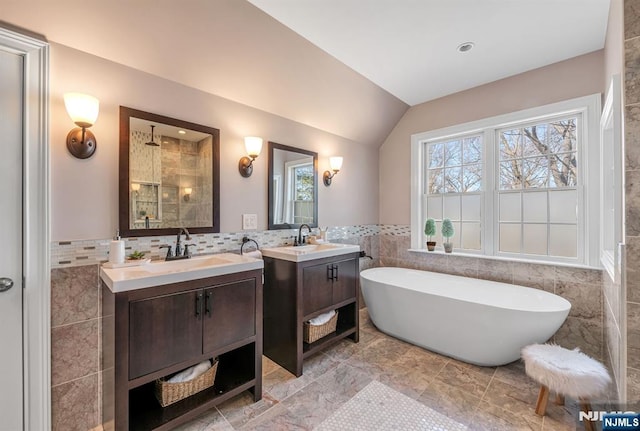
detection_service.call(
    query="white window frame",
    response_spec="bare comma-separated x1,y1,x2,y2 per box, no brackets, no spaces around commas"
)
283,158,313,223
600,75,624,281
423,133,484,250
411,94,601,267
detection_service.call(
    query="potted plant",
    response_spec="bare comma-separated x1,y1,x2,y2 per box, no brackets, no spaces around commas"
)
424,218,437,251
442,218,455,253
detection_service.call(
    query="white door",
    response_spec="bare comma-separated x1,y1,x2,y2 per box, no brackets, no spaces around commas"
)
0,47,25,430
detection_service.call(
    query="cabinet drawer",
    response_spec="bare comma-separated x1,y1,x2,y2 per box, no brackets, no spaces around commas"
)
129,290,203,380
203,279,256,353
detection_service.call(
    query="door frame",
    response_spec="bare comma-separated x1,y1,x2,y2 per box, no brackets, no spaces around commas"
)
0,26,50,430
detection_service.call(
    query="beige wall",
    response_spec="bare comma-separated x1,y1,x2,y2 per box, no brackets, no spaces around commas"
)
378,51,605,225
50,43,379,241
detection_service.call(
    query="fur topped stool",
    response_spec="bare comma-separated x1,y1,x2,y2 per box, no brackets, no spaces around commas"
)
521,344,611,431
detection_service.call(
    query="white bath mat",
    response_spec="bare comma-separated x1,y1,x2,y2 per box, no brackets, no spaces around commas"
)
314,380,467,431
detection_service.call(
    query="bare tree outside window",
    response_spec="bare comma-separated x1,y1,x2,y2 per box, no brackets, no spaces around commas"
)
427,136,482,194
293,165,314,224
294,165,314,200
499,118,577,189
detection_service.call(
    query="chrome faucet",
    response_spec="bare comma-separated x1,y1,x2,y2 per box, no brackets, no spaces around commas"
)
174,227,191,257
297,224,311,246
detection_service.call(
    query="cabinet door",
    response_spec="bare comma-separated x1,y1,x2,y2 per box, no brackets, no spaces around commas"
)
202,279,256,353
129,289,203,380
332,258,358,304
302,263,334,316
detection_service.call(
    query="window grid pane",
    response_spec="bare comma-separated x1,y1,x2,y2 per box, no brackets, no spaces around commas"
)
496,114,579,259
425,192,481,249
426,134,483,252
498,116,578,191
427,135,483,196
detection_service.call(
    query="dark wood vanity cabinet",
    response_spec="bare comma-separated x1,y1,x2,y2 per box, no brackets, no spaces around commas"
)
102,269,262,431
263,253,359,377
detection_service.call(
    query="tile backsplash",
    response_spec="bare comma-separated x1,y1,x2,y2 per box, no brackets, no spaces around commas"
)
51,224,381,268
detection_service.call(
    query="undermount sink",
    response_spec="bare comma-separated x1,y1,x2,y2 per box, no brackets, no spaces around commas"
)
261,242,360,262
100,253,263,293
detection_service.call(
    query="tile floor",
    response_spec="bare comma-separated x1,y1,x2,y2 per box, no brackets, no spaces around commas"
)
174,308,589,430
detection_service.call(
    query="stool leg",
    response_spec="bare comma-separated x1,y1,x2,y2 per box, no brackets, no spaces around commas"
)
555,393,565,406
579,399,594,431
535,385,550,416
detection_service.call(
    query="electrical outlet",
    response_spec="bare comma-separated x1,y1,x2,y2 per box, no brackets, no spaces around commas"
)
242,214,257,230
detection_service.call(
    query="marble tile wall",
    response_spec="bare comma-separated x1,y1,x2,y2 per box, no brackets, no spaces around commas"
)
603,271,624,401
50,265,101,431
378,232,604,361
625,0,640,404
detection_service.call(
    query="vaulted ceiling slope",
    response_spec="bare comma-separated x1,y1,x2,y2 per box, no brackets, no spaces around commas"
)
2,0,408,146
248,0,610,106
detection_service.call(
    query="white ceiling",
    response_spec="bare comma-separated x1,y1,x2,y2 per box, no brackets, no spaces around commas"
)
247,0,611,105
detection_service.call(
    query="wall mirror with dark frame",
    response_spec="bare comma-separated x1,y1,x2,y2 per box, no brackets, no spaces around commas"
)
268,141,318,230
119,106,220,237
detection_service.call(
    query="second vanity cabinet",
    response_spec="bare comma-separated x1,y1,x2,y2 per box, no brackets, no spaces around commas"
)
102,268,263,431
263,252,359,377
302,259,358,315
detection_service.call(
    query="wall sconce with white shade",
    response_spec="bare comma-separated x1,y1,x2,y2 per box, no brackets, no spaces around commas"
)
323,156,343,186
131,183,140,193
64,93,99,159
183,187,192,202
238,136,263,177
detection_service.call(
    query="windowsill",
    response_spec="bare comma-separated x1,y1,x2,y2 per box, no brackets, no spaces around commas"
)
407,248,602,270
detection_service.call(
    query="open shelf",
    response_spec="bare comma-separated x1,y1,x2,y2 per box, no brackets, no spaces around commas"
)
129,379,254,431
302,298,356,322
303,326,356,357
302,302,357,357
129,344,257,430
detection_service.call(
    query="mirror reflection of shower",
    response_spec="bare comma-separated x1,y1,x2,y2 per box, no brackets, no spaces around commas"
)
128,117,214,230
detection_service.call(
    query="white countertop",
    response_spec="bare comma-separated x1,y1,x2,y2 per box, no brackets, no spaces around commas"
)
100,252,263,293
261,243,360,262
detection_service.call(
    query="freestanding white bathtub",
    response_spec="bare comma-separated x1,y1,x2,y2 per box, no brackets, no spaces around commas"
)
360,267,571,366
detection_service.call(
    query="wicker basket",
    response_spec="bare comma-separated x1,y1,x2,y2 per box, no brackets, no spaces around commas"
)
155,360,218,407
303,311,338,344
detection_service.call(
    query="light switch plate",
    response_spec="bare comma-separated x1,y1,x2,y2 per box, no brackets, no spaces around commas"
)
242,213,257,230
